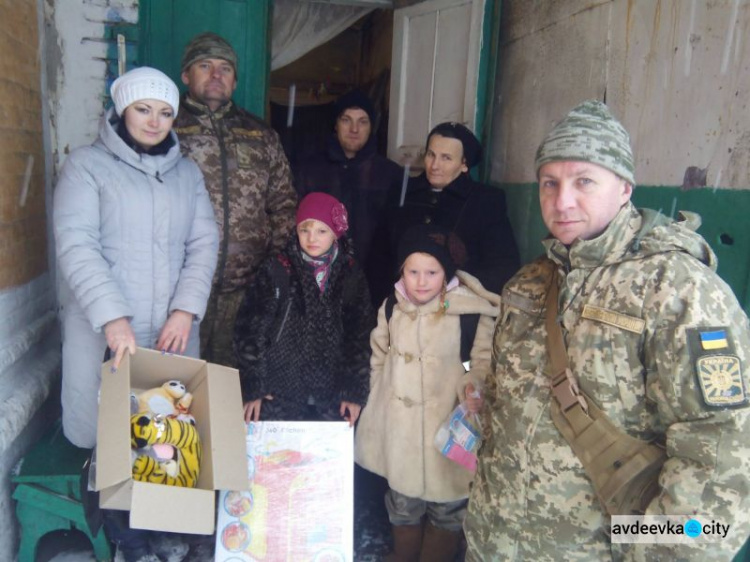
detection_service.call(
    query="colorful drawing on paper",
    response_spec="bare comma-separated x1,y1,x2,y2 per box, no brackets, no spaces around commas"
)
216,421,353,561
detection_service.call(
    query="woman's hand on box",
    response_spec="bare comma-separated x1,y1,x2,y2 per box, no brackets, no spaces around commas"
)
104,317,136,371
156,310,194,354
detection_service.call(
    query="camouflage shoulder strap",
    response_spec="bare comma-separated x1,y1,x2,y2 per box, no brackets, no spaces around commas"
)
545,267,666,515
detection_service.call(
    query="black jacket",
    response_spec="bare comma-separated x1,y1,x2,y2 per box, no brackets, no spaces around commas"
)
233,234,375,417
294,135,404,305
393,172,520,294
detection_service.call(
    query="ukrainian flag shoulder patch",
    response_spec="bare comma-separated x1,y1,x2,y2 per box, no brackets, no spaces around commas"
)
688,327,747,408
699,329,729,350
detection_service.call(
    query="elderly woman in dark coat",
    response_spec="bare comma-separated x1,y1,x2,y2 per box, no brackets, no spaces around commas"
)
392,122,519,295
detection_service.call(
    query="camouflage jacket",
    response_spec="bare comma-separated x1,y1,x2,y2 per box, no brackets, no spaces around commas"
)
174,96,297,293
465,202,750,561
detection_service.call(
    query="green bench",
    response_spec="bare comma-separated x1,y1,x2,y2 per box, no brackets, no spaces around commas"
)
12,421,112,561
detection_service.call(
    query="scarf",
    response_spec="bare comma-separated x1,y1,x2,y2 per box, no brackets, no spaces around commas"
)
301,241,339,294
116,118,175,156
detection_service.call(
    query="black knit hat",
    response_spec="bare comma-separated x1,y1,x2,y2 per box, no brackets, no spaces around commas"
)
427,122,483,168
397,224,467,280
335,90,376,124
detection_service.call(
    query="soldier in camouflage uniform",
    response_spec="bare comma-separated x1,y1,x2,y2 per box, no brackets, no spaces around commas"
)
174,32,297,367
465,100,750,560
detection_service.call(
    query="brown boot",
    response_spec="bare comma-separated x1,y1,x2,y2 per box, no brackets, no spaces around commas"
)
384,524,423,562
418,522,461,562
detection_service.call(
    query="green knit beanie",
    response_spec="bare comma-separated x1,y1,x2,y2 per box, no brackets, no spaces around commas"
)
535,100,635,185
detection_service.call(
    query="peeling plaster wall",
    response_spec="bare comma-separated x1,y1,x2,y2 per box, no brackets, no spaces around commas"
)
0,2,138,558
0,0,60,556
46,0,138,173
491,0,750,190
489,0,750,311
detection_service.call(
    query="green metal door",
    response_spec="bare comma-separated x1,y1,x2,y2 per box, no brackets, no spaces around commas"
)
139,0,271,118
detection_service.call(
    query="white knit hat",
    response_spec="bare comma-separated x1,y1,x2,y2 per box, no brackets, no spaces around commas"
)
110,67,180,117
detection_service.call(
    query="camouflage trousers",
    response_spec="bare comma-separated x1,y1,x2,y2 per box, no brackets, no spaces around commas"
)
200,288,245,368
464,487,615,562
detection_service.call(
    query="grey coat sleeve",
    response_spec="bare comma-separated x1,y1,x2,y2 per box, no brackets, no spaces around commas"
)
169,164,219,321
53,151,132,331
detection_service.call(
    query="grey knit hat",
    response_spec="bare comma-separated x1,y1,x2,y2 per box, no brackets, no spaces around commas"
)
535,100,635,185
181,32,238,73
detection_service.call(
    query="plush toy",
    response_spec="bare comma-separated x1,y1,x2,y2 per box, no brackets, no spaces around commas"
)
131,443,179,478
134,380,193,418
130,413,201,488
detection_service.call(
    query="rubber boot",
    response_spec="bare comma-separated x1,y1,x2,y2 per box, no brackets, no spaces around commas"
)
418,522,461,562
384,524,423,562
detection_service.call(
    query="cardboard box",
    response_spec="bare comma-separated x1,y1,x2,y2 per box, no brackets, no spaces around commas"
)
95,347,249,534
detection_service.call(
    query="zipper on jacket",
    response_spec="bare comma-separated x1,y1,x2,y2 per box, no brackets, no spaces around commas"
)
208,110,230,292
275,300,293,343
109,152,164,184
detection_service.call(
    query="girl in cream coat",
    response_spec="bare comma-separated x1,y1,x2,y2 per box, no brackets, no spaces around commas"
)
355,224,499,562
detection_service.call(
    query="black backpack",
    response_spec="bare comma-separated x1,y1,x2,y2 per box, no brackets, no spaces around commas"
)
383,293,479,363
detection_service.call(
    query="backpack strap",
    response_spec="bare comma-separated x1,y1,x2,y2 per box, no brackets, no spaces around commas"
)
384,293,397,322
385,292,477,362
268,256,292,343
459,313,480,363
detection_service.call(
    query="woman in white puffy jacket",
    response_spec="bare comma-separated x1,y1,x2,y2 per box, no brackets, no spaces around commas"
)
54,67,218,450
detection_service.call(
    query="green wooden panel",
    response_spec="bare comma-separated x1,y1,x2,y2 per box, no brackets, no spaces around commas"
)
139,0,271,118
499,182,750,315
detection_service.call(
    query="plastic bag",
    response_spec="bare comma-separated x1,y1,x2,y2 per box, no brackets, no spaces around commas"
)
434,401,481,472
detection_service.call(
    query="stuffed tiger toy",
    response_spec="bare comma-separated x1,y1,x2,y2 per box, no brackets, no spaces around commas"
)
130,413,201,488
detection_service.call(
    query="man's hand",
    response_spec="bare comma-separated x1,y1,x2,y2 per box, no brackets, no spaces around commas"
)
104,317,136,370
156,310,194,354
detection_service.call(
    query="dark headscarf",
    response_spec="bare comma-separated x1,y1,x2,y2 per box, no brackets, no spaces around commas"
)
426,122,482,168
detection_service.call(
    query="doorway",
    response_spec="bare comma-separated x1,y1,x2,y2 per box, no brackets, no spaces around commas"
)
269,7,394,170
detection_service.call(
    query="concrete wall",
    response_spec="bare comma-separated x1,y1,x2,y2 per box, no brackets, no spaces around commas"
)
0,0,59,556
489,0,750,311
491,0,750,188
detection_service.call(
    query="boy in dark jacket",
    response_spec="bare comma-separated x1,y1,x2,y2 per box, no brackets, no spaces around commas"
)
234,192,375,423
